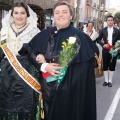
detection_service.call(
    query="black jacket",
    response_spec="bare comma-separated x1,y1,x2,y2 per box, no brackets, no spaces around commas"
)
20,25,99,71
97,27,120,47
19,25,99,120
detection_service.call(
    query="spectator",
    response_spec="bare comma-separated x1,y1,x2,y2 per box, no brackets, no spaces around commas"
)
96,16,120,87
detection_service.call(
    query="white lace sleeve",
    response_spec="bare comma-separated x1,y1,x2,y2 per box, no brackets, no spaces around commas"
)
91,31,99,41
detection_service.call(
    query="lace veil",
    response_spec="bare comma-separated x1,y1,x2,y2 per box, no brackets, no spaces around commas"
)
2,4,38,28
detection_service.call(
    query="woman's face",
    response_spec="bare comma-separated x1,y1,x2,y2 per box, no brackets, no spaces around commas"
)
87,23,93,31
12,7,28,26
54,5,72,30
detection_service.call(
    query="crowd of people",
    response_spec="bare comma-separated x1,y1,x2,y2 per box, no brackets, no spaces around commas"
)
0,1,120,120
84,16,120,87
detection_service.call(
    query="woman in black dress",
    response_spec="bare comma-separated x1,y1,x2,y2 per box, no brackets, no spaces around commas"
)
0,2,40,120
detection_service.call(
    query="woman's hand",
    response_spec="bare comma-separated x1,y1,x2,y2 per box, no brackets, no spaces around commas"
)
45,63,62,76
36,54,46,63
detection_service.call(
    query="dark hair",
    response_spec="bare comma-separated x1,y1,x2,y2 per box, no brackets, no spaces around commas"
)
86,22,94,27
106,16,114,21
11,2,30,17
53,1,73,16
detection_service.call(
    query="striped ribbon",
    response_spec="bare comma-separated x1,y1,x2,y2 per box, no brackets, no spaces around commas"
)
1,44,42,96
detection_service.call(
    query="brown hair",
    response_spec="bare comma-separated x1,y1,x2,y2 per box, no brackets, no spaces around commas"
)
86,22,94,27
53,1,73,16
11,2,30,17
106,15,114,21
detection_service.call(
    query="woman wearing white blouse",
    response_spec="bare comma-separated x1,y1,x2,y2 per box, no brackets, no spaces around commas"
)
0,2,40,119
85,22,98,42
84,22,102,57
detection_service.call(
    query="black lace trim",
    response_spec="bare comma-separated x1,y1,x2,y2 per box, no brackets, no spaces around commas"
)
10,24,30,37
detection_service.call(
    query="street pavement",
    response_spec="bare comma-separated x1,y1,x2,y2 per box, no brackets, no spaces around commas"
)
96,60,120,120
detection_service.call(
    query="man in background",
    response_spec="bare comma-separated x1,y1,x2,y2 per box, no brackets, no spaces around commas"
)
97,16,120,87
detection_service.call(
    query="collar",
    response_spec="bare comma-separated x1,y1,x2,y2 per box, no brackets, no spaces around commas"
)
54,24,71,33
107,26,113,30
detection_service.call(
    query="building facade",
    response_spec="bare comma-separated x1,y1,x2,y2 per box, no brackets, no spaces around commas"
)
0,0,111,30
0,0,74,29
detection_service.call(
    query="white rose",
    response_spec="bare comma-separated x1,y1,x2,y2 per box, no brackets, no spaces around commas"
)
68,37,76,44
117,40,120,43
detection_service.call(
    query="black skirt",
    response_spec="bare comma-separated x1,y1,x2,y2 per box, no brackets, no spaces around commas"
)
0,56,39,120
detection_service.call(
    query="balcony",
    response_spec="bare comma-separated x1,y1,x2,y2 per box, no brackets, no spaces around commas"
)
93,3,96,7
86,0,92,6
100,6,108,12
97,5,99,9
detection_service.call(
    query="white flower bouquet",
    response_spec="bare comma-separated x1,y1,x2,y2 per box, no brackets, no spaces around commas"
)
58,37,78,68
46,36,80,83
109,40,120,61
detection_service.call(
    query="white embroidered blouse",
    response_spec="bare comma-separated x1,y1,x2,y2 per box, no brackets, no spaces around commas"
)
7,24,39,55
1,5,40,56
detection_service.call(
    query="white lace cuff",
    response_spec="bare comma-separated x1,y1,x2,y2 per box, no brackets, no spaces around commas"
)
40,63,49,73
